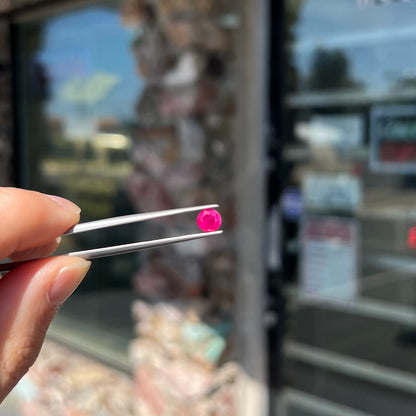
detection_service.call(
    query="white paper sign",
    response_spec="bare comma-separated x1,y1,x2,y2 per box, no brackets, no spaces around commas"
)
300,216,359,301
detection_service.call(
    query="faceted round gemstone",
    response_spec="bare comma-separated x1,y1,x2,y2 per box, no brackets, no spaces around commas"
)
197,209,222,232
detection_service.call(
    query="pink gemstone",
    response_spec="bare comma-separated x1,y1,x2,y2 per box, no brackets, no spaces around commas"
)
197,209,222,232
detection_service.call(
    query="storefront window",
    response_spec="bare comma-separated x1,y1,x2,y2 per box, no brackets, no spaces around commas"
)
15,0,243,412
280,1,416,415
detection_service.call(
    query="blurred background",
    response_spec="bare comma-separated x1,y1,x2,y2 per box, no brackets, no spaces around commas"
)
2,0,416,415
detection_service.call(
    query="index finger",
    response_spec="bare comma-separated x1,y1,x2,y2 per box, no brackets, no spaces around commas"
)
0,187,81,260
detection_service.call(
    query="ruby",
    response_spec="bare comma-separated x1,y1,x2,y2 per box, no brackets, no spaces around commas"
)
197,209,222,232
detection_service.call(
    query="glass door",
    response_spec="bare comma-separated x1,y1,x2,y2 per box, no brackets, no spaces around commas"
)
275,1,416,415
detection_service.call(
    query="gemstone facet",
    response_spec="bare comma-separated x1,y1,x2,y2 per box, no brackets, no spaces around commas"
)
197,209,222,232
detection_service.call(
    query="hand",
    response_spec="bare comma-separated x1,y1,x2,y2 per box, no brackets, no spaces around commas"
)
0,187,91,402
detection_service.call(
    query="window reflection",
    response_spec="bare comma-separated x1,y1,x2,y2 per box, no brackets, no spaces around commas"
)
18,2,142,351
21,3,140,216
287,0,416,95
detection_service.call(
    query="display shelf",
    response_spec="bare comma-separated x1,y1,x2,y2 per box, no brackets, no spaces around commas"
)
282,146,369,163
358,201,416,222
48,312,132,373
286,89,416,109
286,286,416,326
283,341,416,395
277,388,373,416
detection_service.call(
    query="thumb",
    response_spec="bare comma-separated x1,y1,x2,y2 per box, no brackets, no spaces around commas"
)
0,256,90,402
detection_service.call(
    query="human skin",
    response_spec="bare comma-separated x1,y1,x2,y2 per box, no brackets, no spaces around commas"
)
0,187,90,402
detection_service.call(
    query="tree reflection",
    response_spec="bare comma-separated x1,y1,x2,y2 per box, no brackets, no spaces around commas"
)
308,48,362,91
393,75,416,90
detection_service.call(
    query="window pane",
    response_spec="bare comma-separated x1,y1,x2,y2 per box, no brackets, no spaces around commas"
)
288,0,416,95
17,1,146,359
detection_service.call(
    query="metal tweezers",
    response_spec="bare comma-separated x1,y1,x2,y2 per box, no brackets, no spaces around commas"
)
0,204,222,273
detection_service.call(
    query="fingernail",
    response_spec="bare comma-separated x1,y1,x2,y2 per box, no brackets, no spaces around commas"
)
46,195,81,215
48,259,91,307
